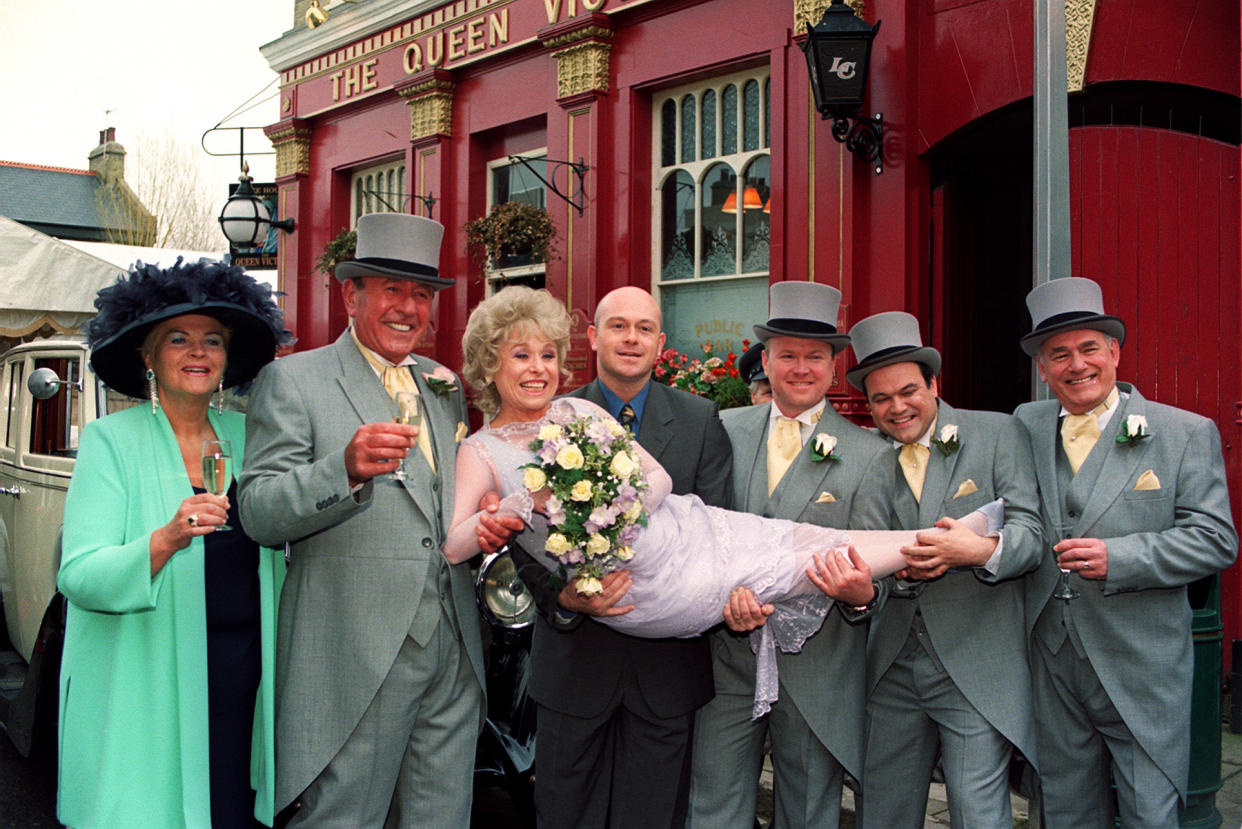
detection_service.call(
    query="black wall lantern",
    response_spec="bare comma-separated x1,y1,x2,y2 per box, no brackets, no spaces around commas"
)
218,162,295,247
801,0,884,174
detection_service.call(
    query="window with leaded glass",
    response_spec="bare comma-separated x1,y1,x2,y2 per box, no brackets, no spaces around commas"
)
652,68,772,356
350,158,407,221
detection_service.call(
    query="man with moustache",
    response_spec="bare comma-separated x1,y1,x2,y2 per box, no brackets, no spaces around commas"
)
511,286,733,827
688,282,894,829
845,311,1042,829
1013,277,1236,827
239,213,519,827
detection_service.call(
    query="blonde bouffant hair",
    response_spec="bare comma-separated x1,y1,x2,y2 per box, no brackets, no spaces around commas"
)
461,286,573,417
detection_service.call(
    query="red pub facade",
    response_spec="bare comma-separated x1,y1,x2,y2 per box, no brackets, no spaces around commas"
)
260,0,1240,656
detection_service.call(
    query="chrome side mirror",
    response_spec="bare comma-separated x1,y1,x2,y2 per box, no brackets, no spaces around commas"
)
27,367,68,400
475,546,536,629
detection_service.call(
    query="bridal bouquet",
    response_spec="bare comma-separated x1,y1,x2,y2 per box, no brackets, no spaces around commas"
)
521,411,650,596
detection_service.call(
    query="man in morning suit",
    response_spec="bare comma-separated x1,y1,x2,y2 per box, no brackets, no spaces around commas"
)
687,281,896,829
238,213,519,827
844,311,1042,829
511,286,733,828
1013,277,1236,827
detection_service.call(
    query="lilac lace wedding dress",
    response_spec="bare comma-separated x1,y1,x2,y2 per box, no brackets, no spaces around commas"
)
446,398,1002,715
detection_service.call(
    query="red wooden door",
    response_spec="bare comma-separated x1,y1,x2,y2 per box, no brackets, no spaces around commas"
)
1069,125,1241,653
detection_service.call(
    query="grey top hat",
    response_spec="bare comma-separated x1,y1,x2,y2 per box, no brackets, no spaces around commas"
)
1020,277,1125,357
753,282,851,355
737,342,766,384
335,213,454,289
845,311,941,391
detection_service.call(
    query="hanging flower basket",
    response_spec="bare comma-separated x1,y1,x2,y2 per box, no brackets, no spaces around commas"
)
465,202,558,270
315,227,357,276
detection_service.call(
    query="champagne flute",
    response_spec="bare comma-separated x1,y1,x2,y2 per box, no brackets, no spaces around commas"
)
1052,522,1079,600
201,439,233,532
391,392,422,482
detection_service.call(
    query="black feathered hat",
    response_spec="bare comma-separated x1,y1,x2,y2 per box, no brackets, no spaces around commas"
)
87,258,291,399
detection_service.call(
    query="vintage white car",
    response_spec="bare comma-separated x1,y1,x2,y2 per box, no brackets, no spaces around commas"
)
0,338,136,756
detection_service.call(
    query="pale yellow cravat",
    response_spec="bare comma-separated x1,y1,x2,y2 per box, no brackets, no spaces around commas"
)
898,442,930,502
1060,387,1118,475
352,329,436,472
767,416,803,495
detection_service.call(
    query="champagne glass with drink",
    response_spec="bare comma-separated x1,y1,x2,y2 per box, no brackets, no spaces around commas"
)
1052,521,1079,600
391,392,423,482
201,439,234,531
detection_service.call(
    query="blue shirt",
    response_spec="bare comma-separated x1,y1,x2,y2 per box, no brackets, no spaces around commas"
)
596,379,650,435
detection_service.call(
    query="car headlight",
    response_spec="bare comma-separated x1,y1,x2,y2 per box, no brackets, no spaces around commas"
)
475,548,536,629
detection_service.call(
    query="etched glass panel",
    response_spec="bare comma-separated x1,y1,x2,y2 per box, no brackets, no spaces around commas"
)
661,99,676,167
721,84,738,155
681,94,697,163
741,155,771,274
764,78,771,148
701,89,717,160
700,163,737,277
660,170,696,281
743,79,760,151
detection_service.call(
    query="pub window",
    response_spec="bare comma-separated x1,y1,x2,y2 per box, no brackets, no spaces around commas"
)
653,68,771,356
484,151,548,293
350,158,407,221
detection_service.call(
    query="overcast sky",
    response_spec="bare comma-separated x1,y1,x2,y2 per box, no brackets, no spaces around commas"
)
0,0,293,203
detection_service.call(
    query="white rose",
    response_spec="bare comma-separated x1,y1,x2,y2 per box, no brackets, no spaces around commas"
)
606,420,625,437
614,545,635,561
609,450,638,478
545,533,572,556
814,434,838,456
585,534,610,557
522,467,547,492
575,576,604,597
571,480,593,501
623,501,644,522
556,444,585,470
1126,414,1148,436
939,424,958,442
538,424,564,441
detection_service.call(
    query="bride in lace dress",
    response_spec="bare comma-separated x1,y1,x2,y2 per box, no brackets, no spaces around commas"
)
443,288,999,713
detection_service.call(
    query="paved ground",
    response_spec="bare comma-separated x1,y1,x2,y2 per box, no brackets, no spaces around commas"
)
754,723,1242,828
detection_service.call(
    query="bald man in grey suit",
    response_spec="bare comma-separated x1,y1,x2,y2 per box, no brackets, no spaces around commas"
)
1014,278,1236,827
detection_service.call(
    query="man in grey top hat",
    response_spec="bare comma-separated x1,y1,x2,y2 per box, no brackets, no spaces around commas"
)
845,311,1043,829
239,213,521,827
687,281,895,829
1013,277,1236,827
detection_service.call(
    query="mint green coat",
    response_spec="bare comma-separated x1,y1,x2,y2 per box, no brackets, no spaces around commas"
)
57,405,282,828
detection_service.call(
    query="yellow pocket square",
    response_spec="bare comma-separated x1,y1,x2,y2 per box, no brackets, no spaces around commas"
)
1134,469,1161,491
952,479,978,498
454,421,469,443
815,491,837,503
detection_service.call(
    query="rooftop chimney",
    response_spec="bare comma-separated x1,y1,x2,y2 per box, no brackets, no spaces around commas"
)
88,126,125,184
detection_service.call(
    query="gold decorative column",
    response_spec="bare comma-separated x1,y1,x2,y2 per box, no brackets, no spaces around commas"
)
266,119,312,178
1065,0,1097,92
795,0,864,30
540,15,613,101
397,70,455,142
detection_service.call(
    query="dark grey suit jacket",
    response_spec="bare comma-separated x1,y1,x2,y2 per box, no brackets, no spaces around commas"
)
512,379,732,719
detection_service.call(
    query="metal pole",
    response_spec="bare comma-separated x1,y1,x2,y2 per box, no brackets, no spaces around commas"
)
1031,0,1072,400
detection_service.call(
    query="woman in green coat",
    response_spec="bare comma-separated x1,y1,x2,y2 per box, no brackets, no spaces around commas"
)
58,259,288,828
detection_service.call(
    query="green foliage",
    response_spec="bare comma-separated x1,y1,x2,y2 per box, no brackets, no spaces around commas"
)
316,227,357,275
465,202,558,268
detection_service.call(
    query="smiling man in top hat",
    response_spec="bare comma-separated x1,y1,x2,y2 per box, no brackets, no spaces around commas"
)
1012,277,1236,827
239,213,520,827
845,311,1043,829
687,281,895,829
